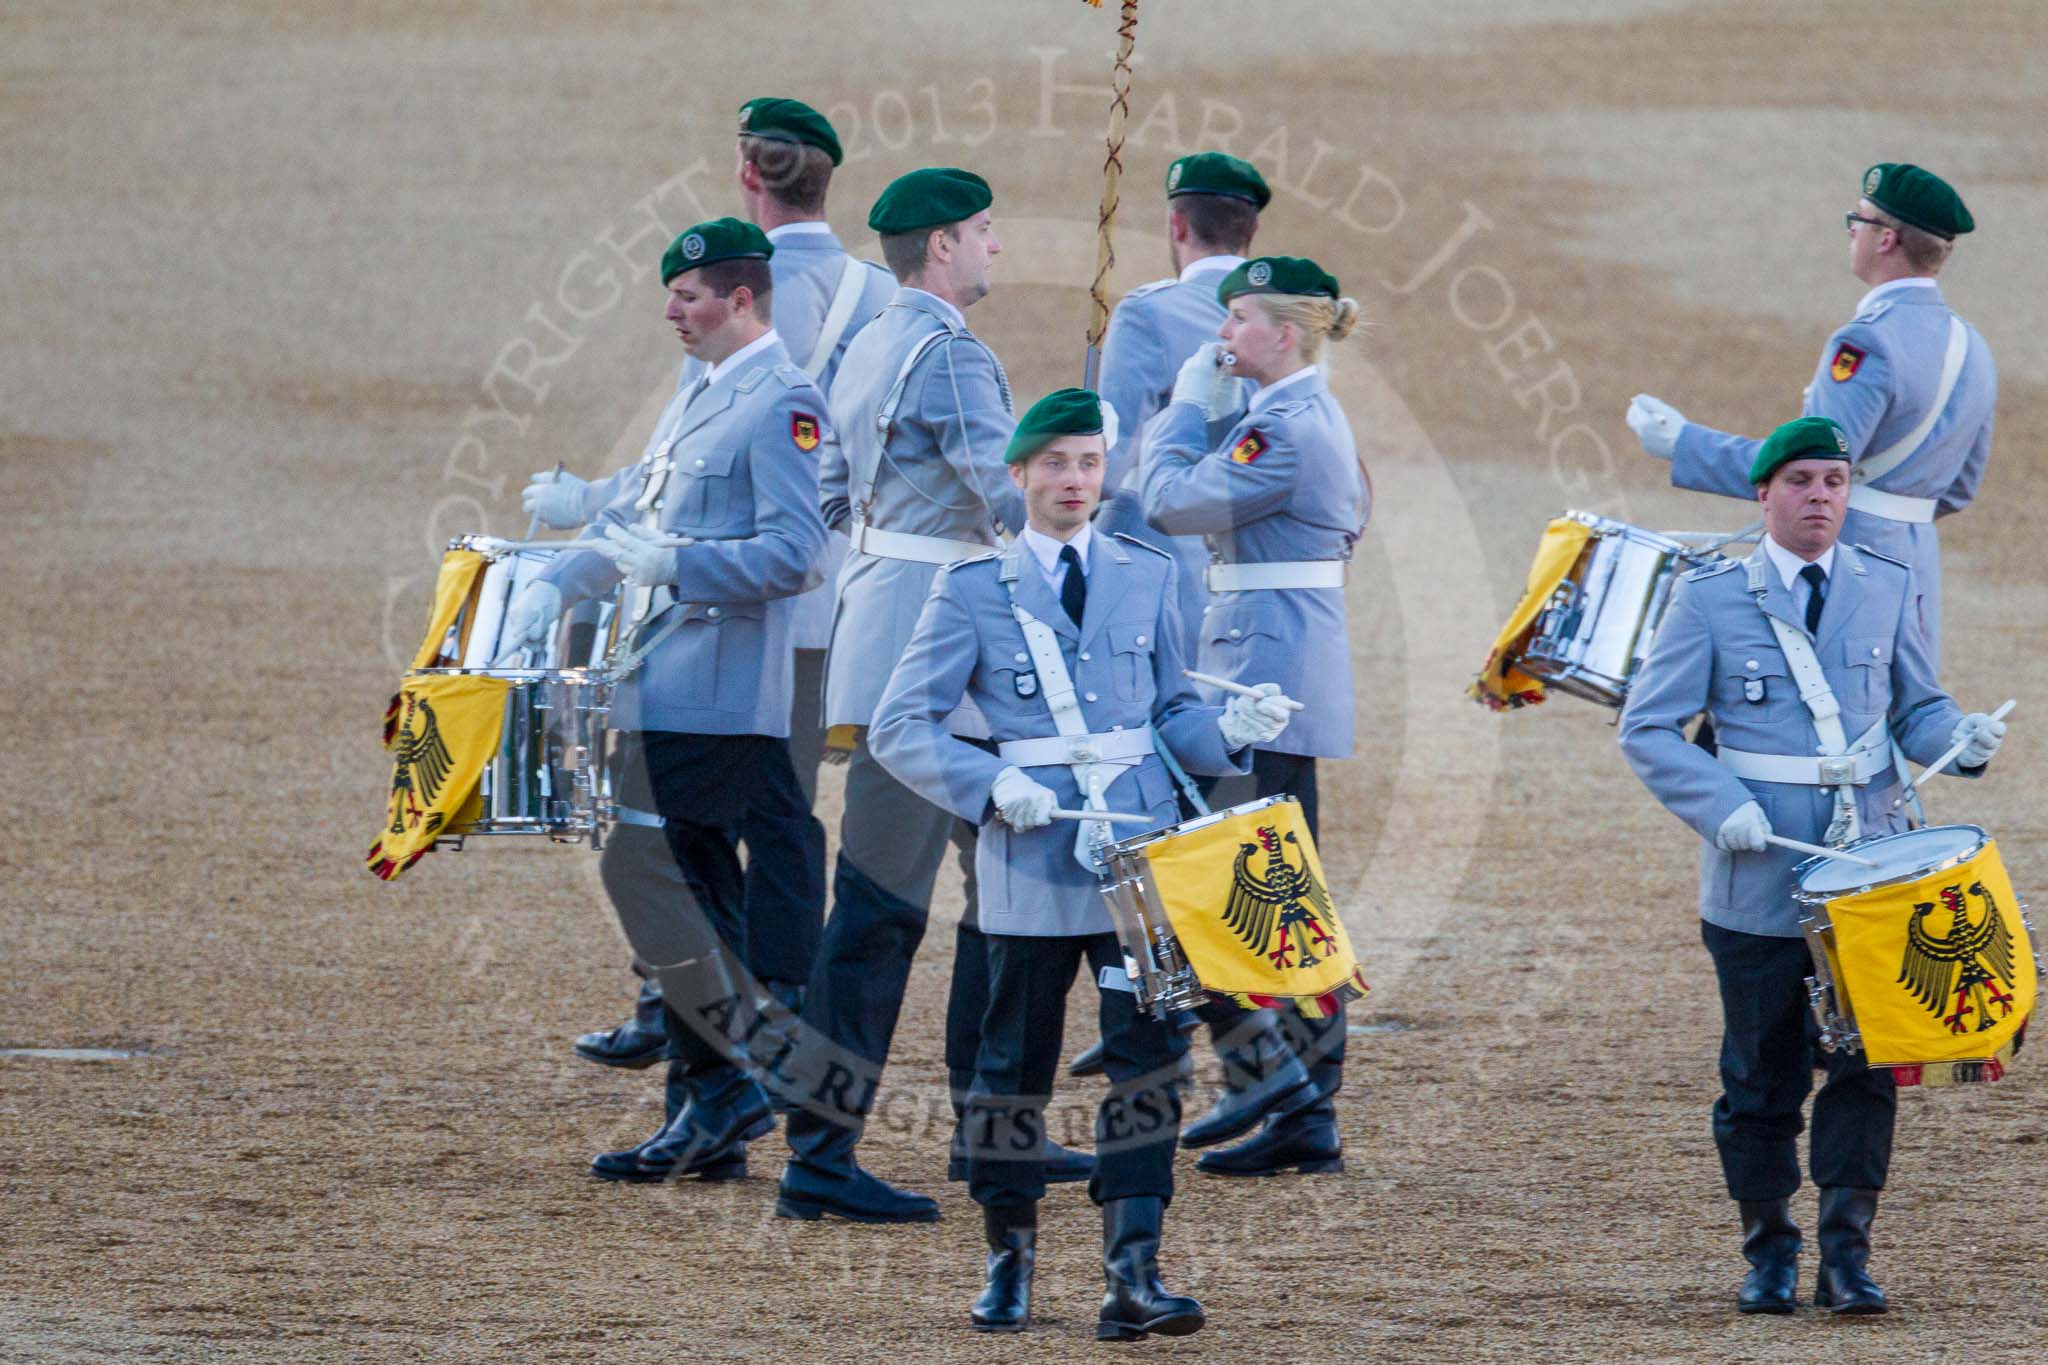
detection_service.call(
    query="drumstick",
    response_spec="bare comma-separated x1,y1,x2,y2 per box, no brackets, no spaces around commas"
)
523,460,564,541
1183,670,1306,711
1049,809,1152,826
1911,698,2017,789
1764,834,1879,869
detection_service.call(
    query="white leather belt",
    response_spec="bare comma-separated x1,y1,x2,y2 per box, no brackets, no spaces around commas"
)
1717,741,1890,786
997,729,1156,768
1848,484,1937,524
1205,560,1348,592
850,520,993,565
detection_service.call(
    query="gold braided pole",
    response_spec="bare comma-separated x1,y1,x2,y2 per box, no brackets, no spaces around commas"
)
1088,0,1140,361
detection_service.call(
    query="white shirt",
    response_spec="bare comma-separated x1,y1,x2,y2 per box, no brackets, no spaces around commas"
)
902,286,965,330
1020,521,1092,596
1852,275,1939,316
700,328,783,389
1179,253,1244,284
1247,365,1319,413
1763,533,1836,621
766,221,834,242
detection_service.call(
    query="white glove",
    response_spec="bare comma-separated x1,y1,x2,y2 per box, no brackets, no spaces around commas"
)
1171,341,1237,420
522,469,591,529
592,523,681,588
1217,682,1295,750
990,765,1057,832
1713,800,1772,853
1952,712,2007,768
493,581,562,665
1625,393,1685,459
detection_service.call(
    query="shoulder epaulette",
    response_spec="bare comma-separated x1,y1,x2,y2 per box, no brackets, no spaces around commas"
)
732,364,772,393
1848,542,1909,571
1111,531,1172,560
1851,299,1894,326
1119,278,1175,304
1682,556,1742,582
767,362,811,389
944,550,1001,571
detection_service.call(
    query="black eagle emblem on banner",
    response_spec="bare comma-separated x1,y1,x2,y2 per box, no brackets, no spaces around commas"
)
388,694,455,835
1222,825,1337,970
1898,881,2019,1035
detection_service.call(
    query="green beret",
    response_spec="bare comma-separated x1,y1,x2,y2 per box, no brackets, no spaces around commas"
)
1004,387,1109,465
867,167,993,236
1750,416,1851,484
1217,255,1339,305
1861,162,1973,240
738,97,843,168
661,217,773,286
1166,152,1271,210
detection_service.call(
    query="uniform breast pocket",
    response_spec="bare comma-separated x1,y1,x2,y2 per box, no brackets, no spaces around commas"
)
668,447,740,530
1716,648,1796,725
1203,601,1285,667
1843,635,1893,715
704,600,766,711
1106,621,1156,702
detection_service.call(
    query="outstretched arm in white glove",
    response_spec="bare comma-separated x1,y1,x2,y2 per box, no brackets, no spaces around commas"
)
522,468,592,529
1217,682,1296,751
1626,394,1686,459
1170,341,1238,421
1713,799,1772,853
591,523,684,588
493,581,563,665
990,766,1057,831
1952,712,2007,769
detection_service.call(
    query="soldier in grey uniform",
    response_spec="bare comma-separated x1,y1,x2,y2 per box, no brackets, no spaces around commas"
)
1094,151,1266,643
1628,163,1993,662
774,167,1087,1223
870,388,1297,1337
499,219,830,1182
530,99,895,1072
1139,255,1369,1177
1619,416,2005,1316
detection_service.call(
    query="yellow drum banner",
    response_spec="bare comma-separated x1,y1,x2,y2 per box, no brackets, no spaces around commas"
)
1822,839,2035,1071
1469,517,1593,711
383,549,490,747
367,672,510,881
1144,801,1367,1015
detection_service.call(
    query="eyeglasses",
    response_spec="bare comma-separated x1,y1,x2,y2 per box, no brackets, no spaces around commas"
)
1844,212,1889,234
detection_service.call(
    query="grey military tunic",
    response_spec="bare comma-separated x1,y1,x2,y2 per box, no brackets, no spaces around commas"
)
868,534,1247,937
1619,541,1972,938
1669,280,1996,660
1139,368,1366,759
542,333,830,736
818,287,1024,732
1094,256,1246,636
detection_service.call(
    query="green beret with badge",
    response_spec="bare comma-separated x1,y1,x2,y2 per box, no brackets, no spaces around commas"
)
737,96,843,167
1166,152,1271,210
1004,387,1115,465
1861,162,1974,240
661,217,774,286
1749,415,1851,484
867,167,993,236
1217,255,1340,305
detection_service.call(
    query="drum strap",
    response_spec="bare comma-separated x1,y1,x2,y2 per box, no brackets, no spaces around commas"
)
999,541,1145,872
1855,315,1967,486
1746,549,1860,845
804,257,868,382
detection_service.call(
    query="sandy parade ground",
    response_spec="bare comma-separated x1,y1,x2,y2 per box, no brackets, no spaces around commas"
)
4,0,2047,1359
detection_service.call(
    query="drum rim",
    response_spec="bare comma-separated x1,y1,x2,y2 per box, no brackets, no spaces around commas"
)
1102,794,1299,859
1792,822,1990,902
1562,508,1695,557
409,665,611,683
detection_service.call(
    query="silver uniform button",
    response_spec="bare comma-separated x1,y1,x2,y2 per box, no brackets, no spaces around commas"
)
1745,659,1759,671
1079,651,1092,662
1135,635,1147,646
707,607,721,619
1084,691,1098,702
1014,652,1028,663
1871,647,1882,657
695,458,706,468
1229,628,1243,640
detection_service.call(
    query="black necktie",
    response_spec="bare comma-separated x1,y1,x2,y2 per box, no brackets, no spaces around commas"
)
1800,562,1827,635
1059,544,1086,626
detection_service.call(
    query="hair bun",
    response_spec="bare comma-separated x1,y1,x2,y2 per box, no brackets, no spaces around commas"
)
1328,296,1361,341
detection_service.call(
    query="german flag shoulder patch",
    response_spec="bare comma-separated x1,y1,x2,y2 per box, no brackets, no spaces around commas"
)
1229,430,1268,464
1829,342,1867,383
791,411,821,452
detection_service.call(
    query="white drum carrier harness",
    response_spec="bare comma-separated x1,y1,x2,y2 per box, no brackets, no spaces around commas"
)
848,310,1013,566
1713,547,1908,846
803,257,868,382
993,540,1150,872
1846,315,1967,526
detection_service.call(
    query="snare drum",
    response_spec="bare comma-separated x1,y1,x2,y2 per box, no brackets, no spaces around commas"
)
1098,796,1368,1020
408,665,616,844
1517,512,1708,708
430,534,621,671
1796,824,2038,1086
